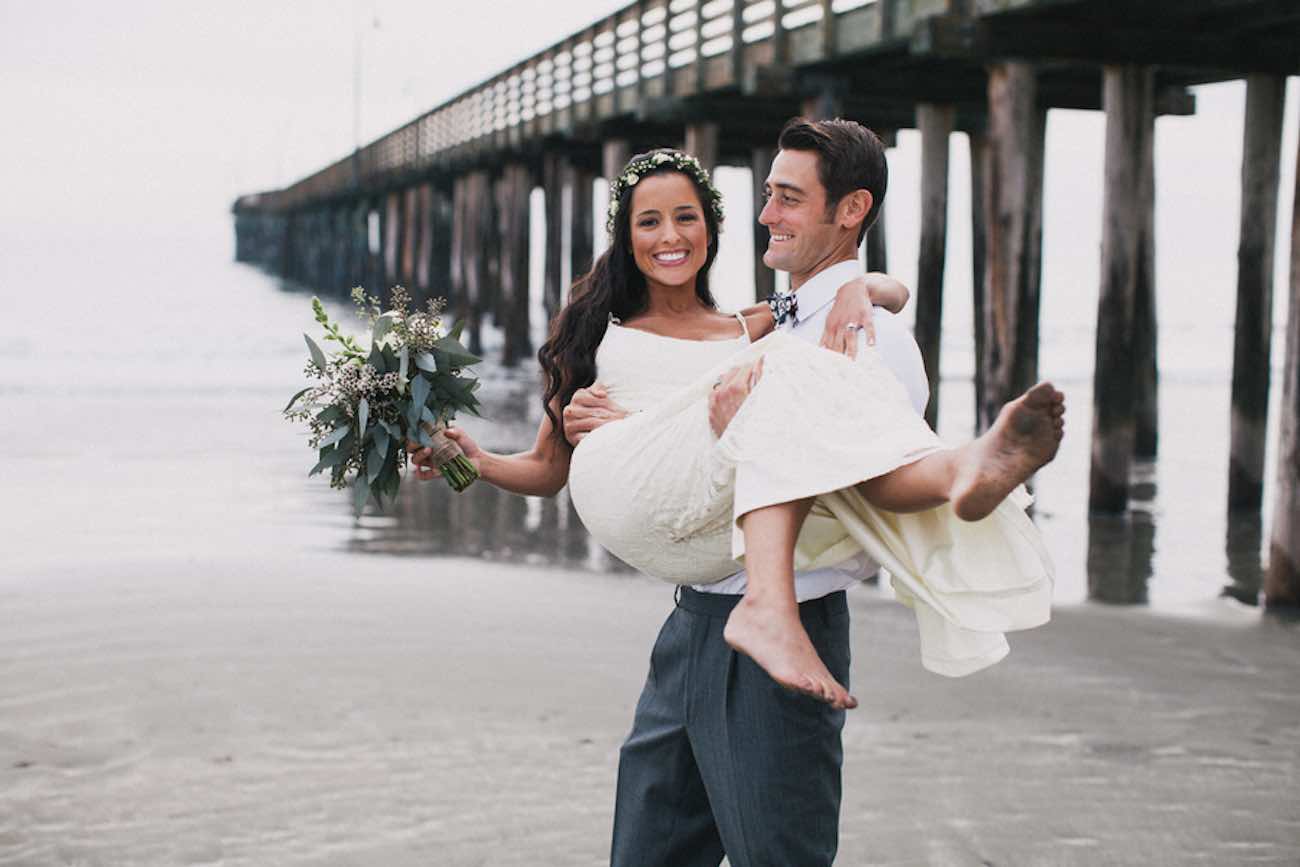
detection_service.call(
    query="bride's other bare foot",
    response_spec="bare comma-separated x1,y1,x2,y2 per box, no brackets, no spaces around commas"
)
723,595,857,710
951,381,1065,521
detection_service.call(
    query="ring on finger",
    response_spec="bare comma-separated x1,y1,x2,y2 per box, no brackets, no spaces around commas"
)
845,323,863,332
712,378,722,389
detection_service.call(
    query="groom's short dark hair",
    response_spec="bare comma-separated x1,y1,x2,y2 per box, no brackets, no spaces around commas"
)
778,117,888,244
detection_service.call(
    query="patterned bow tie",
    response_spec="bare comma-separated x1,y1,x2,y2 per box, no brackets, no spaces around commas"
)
767,292,798,327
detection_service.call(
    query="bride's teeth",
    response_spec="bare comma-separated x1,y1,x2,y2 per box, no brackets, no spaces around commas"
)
655,251,687,262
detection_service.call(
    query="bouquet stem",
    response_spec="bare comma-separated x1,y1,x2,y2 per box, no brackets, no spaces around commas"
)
419,421,479,492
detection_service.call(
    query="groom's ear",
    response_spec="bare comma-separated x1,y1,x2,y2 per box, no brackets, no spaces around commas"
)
837,189,873,233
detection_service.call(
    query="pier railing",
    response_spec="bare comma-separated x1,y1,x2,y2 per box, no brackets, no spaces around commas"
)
245,0,964,212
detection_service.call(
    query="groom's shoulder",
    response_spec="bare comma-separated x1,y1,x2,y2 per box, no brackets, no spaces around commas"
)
868,309,929,415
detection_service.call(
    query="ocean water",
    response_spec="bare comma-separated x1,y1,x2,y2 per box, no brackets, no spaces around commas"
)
2,215,1279,616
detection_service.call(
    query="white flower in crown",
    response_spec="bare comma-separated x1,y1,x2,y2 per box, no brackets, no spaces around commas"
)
621,171,639,187
652,152,671,165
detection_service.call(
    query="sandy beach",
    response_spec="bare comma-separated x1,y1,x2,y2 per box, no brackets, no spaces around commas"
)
1,233,1296,865
2,546,1297,866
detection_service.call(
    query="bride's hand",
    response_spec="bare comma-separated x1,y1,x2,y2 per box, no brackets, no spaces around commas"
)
563,384,629,447
406,427,483,481
821,276,877,358
820,272,910,358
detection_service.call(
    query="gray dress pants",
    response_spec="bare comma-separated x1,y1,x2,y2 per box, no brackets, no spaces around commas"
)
610,587,850,867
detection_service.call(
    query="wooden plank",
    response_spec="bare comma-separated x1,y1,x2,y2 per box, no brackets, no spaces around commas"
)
1090,65,1154,514
753,145,776,302
1229,74,1286,512
1264,113,1300,607
980,63,1045,436
915,102,955,428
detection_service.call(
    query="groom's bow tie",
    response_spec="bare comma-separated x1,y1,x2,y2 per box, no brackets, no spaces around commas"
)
768,292,798,327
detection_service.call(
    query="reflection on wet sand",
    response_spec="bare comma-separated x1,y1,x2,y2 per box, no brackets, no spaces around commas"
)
1223,514,1264,606
1087,460,1157,605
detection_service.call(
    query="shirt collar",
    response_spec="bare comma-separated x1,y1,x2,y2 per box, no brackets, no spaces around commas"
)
786,259,865,327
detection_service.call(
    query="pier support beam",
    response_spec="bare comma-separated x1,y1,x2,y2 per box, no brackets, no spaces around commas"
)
1265,120,1300,607
1090,65,1155,514
980,62,1045,434
496,164,534,367
400,187,418,288
685,122,719,172
384,192,402,294
1229,74,1287,513
752,145,776,301
603,139,630,183
969,128,989,425
569,163,596,282
415,184,433,296
915,103,954,428
543,153,565,321
429,182,453,298
865,130,895,274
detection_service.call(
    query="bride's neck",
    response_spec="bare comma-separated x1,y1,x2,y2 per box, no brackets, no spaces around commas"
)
643,281,707,317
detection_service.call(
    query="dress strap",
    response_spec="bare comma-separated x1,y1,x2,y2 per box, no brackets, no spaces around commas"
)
733,311,752,343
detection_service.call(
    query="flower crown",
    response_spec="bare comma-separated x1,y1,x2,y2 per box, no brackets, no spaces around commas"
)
605,150,725,235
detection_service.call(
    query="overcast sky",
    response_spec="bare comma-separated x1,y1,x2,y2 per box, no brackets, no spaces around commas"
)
1,0,1296,336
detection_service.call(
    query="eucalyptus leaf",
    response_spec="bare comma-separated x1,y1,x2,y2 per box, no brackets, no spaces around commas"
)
373,425,390,458
398,346,409,385
352,475,370,516
449,319,465,341
304,334,328,370
413,351,438,374
433,335,481,366
410,374,432,410
366,441,386,483
367,343,386,374
372,312,395,343
283,387,310,413
317,405,345,424
357,398,369,440
320,424,351,448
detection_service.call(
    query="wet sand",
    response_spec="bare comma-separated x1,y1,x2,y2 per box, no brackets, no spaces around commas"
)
2,551,1297,867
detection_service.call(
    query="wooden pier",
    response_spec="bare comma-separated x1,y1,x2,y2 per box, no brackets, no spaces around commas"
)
234,0,1300,605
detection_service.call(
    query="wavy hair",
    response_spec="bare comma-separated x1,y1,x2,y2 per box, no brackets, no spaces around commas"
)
537,149,722,444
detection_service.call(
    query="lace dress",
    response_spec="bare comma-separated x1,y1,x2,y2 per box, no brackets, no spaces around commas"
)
566,315,1053,676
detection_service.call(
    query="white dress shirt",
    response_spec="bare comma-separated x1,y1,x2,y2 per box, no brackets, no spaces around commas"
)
693,258,931,601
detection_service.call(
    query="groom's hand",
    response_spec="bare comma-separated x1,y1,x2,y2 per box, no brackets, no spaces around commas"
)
563,384,629,447
708,358,763,437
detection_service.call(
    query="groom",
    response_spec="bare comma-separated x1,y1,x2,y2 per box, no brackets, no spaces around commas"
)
566,118,932,867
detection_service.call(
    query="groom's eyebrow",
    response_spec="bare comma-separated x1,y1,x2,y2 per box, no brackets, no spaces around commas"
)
767,181,805,196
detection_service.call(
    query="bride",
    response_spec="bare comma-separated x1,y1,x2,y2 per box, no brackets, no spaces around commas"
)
411,148,1061,709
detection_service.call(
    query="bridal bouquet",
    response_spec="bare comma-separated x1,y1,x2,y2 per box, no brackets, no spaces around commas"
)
284,286,483,515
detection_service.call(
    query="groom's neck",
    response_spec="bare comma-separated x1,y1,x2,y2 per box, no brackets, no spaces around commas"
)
790,245,861,292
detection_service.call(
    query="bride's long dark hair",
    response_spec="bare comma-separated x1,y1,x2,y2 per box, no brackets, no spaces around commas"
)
538,150,722,444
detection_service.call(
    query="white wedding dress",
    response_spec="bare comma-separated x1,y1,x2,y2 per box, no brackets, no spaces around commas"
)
566,315,1053,676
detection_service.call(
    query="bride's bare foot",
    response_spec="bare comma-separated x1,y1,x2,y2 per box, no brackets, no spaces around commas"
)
951,381,1065,521
723,595,857,710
